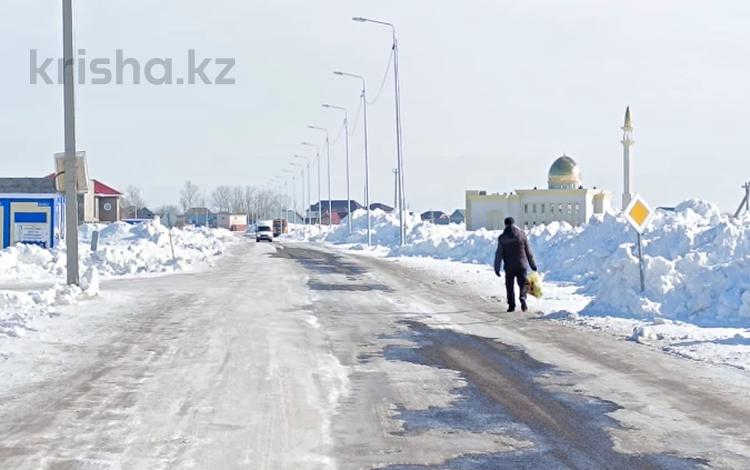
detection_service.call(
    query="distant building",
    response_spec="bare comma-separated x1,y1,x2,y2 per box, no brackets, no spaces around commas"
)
122,206,155,221
370,203,394,213
450,209,465,224
421,210,450,225
0,178,65,249
185,208,217,227
465,155,613,230
91,180,123,222
47,175,123,223
309,200,363,224
217,213,248,231
285,210,305,224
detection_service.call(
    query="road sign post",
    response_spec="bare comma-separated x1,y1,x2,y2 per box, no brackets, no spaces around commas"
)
624,195,653,293
164,213,177,264
636,232,645,293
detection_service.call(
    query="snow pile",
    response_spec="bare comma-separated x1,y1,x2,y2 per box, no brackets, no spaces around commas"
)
300,202,750,326
0,219,235,339
537,200,750,326
0,267,100,338
0,218,236,282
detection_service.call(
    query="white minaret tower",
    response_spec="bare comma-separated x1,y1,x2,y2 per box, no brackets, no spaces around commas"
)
621,106,634,209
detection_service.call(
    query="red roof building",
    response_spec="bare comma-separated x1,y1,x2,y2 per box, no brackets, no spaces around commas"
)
93,180,123,197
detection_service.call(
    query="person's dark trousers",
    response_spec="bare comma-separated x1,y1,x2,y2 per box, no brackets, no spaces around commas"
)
505,269,528,309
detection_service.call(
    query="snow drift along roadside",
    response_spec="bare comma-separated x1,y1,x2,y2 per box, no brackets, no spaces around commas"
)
0,218,236,282
0,219,235,340
0,267,100,338
296,202,750,327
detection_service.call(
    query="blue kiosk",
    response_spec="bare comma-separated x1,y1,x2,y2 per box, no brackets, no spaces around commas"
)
0,178,65,249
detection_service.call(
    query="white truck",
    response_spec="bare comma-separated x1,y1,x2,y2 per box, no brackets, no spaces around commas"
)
255,220,274,242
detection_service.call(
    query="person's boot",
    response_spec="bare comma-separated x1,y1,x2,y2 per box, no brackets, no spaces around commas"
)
507,305,516,313
521,301,528,312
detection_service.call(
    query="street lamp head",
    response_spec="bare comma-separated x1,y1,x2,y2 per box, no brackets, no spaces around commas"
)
323,103,346,112
333,71,344,76
352,17,366,22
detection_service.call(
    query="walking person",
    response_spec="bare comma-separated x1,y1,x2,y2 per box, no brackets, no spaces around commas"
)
494,217,538,312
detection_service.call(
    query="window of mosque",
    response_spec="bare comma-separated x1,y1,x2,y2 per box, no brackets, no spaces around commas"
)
524,204,529,214
533,204,537,213
541,204,545,214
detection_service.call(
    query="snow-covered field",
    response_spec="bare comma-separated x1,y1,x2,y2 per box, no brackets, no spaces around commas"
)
286,201,750,371
0,219,236,339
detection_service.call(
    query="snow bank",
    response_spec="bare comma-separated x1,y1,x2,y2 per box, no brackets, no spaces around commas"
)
0,267,100,338
0,219,235,339
300,203,750,327
0,218,236,282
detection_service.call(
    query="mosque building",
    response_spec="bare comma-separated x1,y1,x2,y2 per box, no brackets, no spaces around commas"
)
464,109,637,230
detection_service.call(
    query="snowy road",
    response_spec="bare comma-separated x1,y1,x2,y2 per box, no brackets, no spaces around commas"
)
1,239,749,469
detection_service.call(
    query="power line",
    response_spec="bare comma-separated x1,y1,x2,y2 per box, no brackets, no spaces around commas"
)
366,49,394,106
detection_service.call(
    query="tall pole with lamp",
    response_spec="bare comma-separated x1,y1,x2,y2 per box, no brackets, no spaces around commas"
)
294,155,312,228
308,126,332,228
334,71,371,246
301,142,322,231
322,104,352,234
353,17,406,246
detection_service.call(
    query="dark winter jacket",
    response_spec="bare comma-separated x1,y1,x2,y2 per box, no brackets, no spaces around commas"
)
494,225,537,275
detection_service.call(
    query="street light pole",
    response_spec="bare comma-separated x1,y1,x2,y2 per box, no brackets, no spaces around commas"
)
291,162,305,226
294,155,312,228
63,0,79,285
301,142,321,231
323,104,352,234
353,17,407,246
283,169,295,225
334,71,371,246
308,126,332,229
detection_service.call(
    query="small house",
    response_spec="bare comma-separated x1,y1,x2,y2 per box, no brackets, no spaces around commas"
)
217,213,248,231
0,178,65,249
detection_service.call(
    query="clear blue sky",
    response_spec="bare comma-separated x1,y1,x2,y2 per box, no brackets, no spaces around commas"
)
2,0,749,213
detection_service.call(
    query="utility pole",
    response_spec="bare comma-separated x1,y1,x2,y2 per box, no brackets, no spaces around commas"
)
63,0,79,286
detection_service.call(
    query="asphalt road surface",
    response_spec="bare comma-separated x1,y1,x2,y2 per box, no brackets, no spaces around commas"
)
1,239,749,469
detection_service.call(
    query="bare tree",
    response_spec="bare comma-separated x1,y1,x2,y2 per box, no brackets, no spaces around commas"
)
247,186,257,220
180,181,201,213
122,186,146,219
211,186,234,213
230,186,245,214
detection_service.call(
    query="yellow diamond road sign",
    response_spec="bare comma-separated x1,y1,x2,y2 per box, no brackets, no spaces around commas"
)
624,195,653,233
